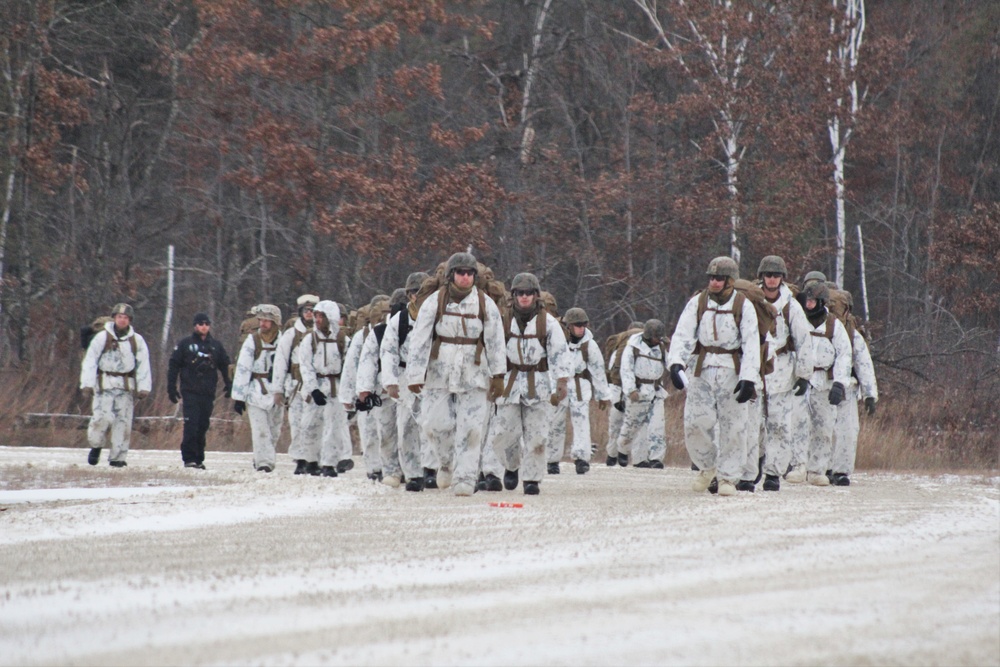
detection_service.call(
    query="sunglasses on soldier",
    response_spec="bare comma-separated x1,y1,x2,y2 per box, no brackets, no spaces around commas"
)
512,289,536,298
762,272,783,279
453,268,476,277
708,275,728,282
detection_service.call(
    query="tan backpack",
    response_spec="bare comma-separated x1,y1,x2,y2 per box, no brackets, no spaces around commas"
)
604,327,643,387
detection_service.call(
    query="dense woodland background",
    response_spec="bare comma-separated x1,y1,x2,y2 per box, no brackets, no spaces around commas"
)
1,0,997,462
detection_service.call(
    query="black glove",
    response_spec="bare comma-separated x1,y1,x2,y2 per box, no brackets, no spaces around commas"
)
355,394,383,412
168,388,179,404
311,389,328,406
828,382,845,406
233,400,245,416
734,380,755,404
224,385,232,399
669,364,685,390
793,378,810,396
613,399,625,412
864,396,876,415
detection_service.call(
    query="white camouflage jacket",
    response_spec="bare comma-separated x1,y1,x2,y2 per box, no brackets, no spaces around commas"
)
496,309,571,405
379,310,416,389
299,324,345,400
566,329,613,403
356,323,388,397
668,290,762,386
231,331,279,409
765,284,815,393
850,330,878,401
620,333,668,401
406,287,506,392
270,318,311,396
80,322,152,394
339,327,368,403
807,312,852,391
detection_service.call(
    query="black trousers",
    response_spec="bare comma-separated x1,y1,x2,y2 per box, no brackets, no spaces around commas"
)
180,392,215,464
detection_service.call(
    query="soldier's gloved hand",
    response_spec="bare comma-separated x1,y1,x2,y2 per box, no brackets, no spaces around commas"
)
386,385,400,400
136,390,150,400
272,392,284,407
613,399,625,412
828,381,845,406
168,388,179,404
233,400,245,416
734,380,755,404
487,375,505,403
80,387,94,399
358,391,371,404
628,390,640,402
669,364,685,390
793,378,810,396
407,383,423,395
864,396,876,416
597,399,611,411
311,389,328,406
549,378,568,406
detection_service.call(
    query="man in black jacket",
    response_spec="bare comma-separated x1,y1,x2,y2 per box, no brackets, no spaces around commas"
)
167,313,232,469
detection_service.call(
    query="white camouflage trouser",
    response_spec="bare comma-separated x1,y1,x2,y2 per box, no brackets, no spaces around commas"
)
547,398,594,463
394,387,424,481
760,389,808,478
742,396,764,482
285,392,306,458
357,410,382,474
488,401,553,483
806,386,838,475
606,404,626,457
247,403,284,470
87,390,135,463
299,400,351,468
831,384,861,475
683,366,748,483
419,388,491,489
613,397,656,463
369,401,398,477
631,399,667,464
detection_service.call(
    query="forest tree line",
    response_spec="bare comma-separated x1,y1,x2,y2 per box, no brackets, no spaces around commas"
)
1,0,998,441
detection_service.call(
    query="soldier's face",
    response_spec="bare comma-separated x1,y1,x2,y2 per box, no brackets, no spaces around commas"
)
762,274,783,291
570,324,587,338
114,314,131,329
314,312,329,330
452,268,476,289
259,319,274,332
708,275,727,293
301,307,314,323
805,298,818,311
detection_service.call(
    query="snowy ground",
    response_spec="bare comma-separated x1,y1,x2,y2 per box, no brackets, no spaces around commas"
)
1,446,997,667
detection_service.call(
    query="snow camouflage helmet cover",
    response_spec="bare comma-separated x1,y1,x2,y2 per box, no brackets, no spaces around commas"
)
312,300,340,325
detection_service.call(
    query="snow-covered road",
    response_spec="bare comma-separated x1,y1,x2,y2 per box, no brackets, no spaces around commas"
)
1,446,997,667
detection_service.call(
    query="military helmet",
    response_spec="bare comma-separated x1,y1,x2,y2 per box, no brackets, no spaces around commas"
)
296,294,319,308
643,319,666,340
511,272,541,294
312,300,340,325
446,252,478,275
389,288,408,309
629,321,644,330
110,303,134,320
256,304,282,325
757,255,787,277
405,271,430,293
563,307,588,326
368,294,391,324
803,270,827,286
706,256,739,280
801,281,829,303
369,294,390,307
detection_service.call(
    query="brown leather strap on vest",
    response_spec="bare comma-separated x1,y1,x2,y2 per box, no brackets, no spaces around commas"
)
692,343,742,377
573,369,592,401
502,360,549,399
318,373,340,397
251,371,270,394
98,369,137,393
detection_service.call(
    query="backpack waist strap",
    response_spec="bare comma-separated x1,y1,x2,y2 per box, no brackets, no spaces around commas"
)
692,343,742,377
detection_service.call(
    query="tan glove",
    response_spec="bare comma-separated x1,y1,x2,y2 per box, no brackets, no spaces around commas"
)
628,390,640,402
136,390,150,400
487,375,506,403
273,392,284,406
597,399,611,411
407,383,423,395
386,385,400,400
549,378,568,406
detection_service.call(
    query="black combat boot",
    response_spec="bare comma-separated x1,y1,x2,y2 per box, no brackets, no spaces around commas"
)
735,480,756,492
831,472,851,486
423,467,438,489
109,460,127,468
523,480,540,495
305,461,321,476
475,472,487,492
294,459,308,475
484,474,503,491
87,448,101,466
617,453,629,467
547,462,560,475
575,459,590,475
606,455,617,467
635,460,651,468
763,474,780,491
337,459,355,473
649,460,664,469
503,469,519,490
708,477,718,494
405,476,424,492
367,470,382,482
321,466,339,477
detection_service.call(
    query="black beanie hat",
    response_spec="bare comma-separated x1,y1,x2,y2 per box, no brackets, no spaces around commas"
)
193,312,211,325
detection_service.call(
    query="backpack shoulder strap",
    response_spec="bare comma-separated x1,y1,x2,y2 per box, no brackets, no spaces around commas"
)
252,332,263,361
696,289,709,325
580,340,590,366
732,291,746,332
536,307,547,353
